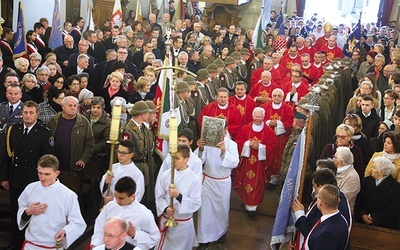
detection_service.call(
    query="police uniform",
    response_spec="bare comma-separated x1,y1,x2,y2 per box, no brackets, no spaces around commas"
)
1,121,54,249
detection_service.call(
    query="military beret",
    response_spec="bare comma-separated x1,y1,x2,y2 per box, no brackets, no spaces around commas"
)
224,56,235,65
175,81,190,92
130,100,151,115
183,75,196,85
206,63,218,73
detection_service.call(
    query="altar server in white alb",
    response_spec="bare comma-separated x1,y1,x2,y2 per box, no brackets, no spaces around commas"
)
17,154,86,249
91,176,160,249
99,139,145,204
157,128,203,181
195,127,240,250
155,144,202,250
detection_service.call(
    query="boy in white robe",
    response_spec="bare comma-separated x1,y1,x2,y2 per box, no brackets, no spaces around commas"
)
195,132,240,250
155,144,202,250
91,176,160,249
157,128,203,181
100,140,145,204
17,154,86,249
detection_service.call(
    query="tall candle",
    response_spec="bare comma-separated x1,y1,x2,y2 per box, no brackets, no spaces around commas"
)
109,97,122,141
169,113,178,154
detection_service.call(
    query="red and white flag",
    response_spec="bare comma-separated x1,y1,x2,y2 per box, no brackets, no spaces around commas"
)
111,0,123,28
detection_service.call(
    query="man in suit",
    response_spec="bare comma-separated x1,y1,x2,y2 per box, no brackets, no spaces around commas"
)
103,25,120,51
295,183,349,250
54,35,78,70
223,24,238,46
67,39,95,71
97,217,136,250
63,54,92,79
85,30,106,64
0,101,54,249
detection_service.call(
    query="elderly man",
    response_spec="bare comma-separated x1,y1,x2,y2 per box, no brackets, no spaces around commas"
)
233,107,278,217
66,39,95,71
261,88,294,187
333,146,361,213
54,35,78,69
249,71,279,106
47,96,94,193
250,57,282,89
199,45,215,68
63,53,91,78
17,154,86,249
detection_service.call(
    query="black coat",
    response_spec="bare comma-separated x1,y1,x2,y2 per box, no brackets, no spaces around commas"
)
0,122,54,189
100,87,129,114
87,42,106,64
356,108,381,139
355,175,400,229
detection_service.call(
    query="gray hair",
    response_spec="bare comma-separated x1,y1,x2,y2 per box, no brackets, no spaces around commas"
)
77,54,89,63
36,66,50,74
29,52,42,61
14,57,29,69
373,156,395,177
62,96,78,105
252,107,265,117
336,146,354,166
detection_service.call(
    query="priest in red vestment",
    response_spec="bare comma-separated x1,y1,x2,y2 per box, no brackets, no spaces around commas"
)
198,87,242,139
279,45,302,77
233,107,278,218
229,81,256,125
249,71,279,106
261,88,294,187
281,69,310,110
319,36,344,61
300,53,322,85
250,57,282,88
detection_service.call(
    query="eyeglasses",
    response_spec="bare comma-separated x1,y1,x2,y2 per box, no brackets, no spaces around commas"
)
336,134,348,139
103,232,124,239
383,97,394,100
117,150,131,155
117,51,128,55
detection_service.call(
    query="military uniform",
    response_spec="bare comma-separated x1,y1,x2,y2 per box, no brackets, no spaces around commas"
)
199,54,215,68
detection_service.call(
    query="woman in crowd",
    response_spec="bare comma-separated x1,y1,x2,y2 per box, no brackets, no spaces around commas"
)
365,131,400,182
320,124,364,178
355,156,400,229
343,113,371,164
38,87,65,125
65,75,81,98
49,72,68,90
369,120,393,153
26,30,38,56
21,73,43,104
104,61,136,94
219,44,230,61
101,71,129,114
132,20,144,38
122,26,134,48
347,81,379,113
128,76,153,104
14,57,29,80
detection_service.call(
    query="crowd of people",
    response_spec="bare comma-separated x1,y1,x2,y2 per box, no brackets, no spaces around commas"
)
0,6,400,250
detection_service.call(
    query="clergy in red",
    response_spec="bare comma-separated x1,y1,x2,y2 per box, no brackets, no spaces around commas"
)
250,57,282,88
261,88,294,182
280,45,302,77
281,69,310,109
300,53,322,85
249,71,279,106
319,36,344,61
233,107,278,215
198,87,242,139
229,81,257,125
314,32,331,50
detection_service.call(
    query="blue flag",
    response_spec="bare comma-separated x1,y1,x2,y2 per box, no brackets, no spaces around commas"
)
275,10,284,30
350,19,361,40
261,0,271,31
48,0,63,50
13,1,27,60
270,130,306,249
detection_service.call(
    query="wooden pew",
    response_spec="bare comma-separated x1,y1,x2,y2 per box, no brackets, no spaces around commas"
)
350,222,400,250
